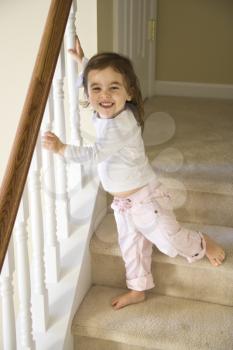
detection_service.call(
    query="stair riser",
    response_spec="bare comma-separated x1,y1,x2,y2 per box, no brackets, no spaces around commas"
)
92,253,233,307
174,190,233,227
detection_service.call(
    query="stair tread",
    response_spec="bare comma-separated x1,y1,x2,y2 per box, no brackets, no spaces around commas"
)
91,213,233,271
72,285,233,350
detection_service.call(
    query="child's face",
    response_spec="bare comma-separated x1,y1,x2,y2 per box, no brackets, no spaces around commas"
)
87,67,132,118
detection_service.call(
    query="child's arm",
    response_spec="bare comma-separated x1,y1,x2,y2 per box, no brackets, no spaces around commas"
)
42,117,139,164
68,35,88,88
68,35,85,65
42,131,66,156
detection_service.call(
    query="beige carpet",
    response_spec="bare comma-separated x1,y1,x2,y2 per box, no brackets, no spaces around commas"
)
73,285,233,350
144,96,233,188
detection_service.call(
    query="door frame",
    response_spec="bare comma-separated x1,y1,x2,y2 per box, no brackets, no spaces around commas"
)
113,0,157,98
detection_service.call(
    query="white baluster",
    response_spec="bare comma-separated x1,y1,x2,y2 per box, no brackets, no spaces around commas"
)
42,92,61,283
53,43,70,239
65,2,84,190
14,193,35,349
28,140,48,332
65,2,82,144
0,239,16,350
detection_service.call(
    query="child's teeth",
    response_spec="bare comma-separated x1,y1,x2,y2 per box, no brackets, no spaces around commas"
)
101,103,112,107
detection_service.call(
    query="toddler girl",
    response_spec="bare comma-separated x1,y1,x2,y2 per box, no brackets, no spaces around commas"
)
43,36,225,310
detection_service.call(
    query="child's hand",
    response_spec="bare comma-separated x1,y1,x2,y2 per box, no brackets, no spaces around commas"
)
42,131,66,155
68,35,84,65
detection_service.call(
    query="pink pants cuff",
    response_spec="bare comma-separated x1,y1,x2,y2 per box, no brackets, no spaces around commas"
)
127,273,155,291
186,232,206,263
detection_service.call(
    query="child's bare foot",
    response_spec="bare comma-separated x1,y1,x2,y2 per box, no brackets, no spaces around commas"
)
203,234,225,266
111,290,145,310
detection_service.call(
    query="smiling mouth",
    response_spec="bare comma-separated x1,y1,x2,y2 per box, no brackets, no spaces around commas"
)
99,102,114,108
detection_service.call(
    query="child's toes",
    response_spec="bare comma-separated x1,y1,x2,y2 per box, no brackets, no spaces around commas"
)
112,299,123,310
213,258,220,266
221,250,226,260
216,250,225,263
214,255,224,266
219,253,225,262
113,301,123,310
209,257,220,266
111,298,118,306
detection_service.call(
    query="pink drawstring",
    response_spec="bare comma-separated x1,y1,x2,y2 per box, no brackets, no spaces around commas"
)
111,198,132,212
151,188,171,200
153,191,171,203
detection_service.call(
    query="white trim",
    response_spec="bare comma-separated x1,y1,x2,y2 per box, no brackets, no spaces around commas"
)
153,80,233,100
148,0,157,97
128,0,133,59
113,0,119,52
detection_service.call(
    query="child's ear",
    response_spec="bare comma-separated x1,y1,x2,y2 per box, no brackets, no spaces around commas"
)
126,92,132,101
126,87,134,101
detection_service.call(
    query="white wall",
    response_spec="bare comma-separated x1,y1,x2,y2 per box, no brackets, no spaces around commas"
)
0,0,99,187
156,0,233,84
0,0,50,186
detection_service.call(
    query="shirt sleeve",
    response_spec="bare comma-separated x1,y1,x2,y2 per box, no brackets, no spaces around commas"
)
63,118,140,164
76,57,89,88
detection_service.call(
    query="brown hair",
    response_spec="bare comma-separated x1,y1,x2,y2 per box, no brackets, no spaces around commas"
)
82,52,144,130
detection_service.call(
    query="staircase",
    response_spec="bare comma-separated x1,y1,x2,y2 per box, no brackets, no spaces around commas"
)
71,96,233,350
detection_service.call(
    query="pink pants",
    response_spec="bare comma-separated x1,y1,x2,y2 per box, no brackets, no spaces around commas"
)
111,180,206,291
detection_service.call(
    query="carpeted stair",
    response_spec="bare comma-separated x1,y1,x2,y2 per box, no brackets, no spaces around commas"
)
72,96,233,350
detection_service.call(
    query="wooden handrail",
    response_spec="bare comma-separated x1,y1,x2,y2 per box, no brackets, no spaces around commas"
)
0,0,73,272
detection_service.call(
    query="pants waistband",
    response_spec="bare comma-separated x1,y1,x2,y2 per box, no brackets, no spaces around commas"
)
111,180,163,212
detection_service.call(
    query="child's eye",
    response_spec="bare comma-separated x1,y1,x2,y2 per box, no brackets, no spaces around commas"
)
111,86,119,90
92,87,101,92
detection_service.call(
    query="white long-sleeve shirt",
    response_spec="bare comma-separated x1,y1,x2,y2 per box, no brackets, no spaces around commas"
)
64,107,158,192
